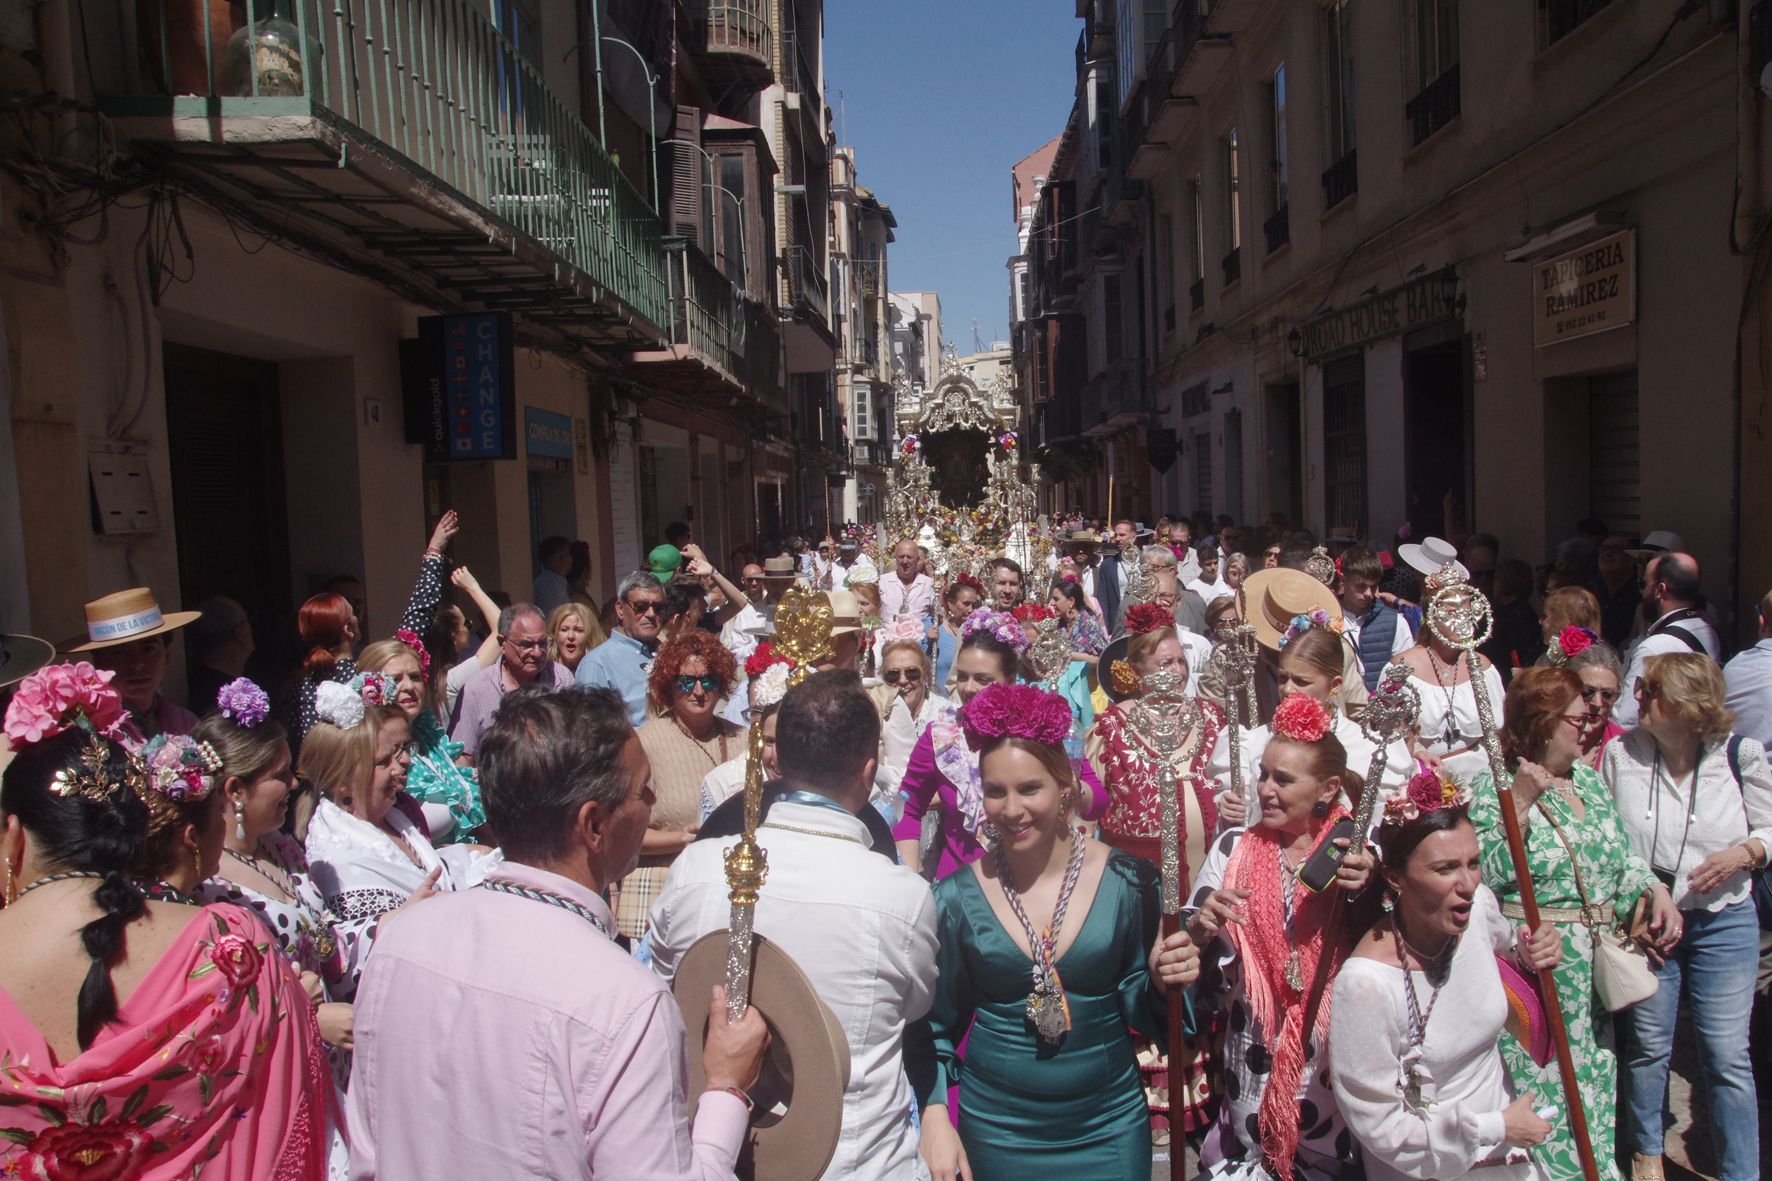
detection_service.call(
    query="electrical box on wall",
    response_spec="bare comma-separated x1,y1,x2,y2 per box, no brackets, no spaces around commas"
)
88,440,160,535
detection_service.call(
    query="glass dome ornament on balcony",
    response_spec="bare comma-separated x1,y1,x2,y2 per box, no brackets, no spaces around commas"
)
221,6,319,97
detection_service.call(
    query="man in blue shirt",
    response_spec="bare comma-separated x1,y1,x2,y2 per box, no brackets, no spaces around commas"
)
1725,590,1772,746
576,571,665,727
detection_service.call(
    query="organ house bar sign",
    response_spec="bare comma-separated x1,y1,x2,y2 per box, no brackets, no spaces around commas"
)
1532,228,1636,347
1298,267,1459,361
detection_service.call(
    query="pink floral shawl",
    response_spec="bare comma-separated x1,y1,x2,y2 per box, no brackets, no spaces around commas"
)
0,903,327,1181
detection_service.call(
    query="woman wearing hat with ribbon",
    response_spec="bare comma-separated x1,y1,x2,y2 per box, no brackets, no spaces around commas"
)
911,682,1200,1181
1210,569,1413,830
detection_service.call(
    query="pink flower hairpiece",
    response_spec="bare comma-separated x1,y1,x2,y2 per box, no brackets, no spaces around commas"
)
959,683,1074,750
140,733,223,804
395,628,432,675
1272,694,1332,743
3,662,128,752
960,609,1030,652
215,678,270,728
1383,760,1472,824
879,617,924,645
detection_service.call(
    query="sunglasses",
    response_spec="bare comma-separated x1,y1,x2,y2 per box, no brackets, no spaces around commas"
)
882,668,923,685
1580,686,1620,704
675,674,722,694
624,598,664,616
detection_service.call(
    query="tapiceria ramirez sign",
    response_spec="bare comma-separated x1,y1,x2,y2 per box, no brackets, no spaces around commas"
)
1300,267,1458,360
1533,228,1635,347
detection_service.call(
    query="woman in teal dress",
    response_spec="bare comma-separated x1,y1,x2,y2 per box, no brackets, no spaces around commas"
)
356,635,485,844
909,682,1200,1181
1468,667,1679,1181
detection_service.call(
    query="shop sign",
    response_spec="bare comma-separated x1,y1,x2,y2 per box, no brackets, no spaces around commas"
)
525,407,575,461
1533,229,1635,347
401,313,516,462
1300,267,1458,361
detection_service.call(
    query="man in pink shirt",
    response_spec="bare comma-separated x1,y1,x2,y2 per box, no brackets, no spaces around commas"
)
879,539,936,625
346,686,768,1180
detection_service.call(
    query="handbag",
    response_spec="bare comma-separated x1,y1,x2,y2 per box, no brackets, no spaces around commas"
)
1537,801,1659,1012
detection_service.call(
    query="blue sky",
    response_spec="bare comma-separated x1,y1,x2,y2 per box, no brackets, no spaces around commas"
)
825,2,1079,352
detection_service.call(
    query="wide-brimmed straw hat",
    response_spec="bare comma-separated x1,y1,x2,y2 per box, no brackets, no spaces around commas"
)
1,633,55,687
826,589,864,636
1244,568,1342,652
60,588,201,653
673,932,849,1181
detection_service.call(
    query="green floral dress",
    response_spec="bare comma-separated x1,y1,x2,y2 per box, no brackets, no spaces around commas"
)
1468,761,1657,1181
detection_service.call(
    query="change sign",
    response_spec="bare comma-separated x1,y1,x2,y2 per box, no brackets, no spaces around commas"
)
1533,229,1635,347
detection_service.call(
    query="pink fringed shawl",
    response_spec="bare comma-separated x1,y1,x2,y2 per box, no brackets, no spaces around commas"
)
1223,813,1351,1181
0,903,327,1180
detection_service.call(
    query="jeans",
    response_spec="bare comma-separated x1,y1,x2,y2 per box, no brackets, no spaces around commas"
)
1619,898,1761,1181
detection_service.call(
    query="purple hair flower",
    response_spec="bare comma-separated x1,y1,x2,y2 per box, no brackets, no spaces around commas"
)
216,678,271,729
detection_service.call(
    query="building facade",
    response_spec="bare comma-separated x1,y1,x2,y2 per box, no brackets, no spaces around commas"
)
831,147,897,525
0,0,863,681
1019,0,1765,641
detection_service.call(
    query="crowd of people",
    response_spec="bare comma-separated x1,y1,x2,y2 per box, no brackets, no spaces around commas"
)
0,504,1767,1181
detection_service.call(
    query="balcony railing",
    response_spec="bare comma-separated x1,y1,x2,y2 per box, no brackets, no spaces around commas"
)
781,29,818,101
1322,149,1359,211
1221,246,1241,287
1264,204,1290,254
1189,277,1205,312
664,238,738,376
784,244,828,323
857,258,882,297
104,0,669,332
689,1,773,81
1406,64,1461,145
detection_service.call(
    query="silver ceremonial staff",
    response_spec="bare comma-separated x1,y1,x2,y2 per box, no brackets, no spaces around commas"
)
1204,586,1259,812
1355,662,1421,831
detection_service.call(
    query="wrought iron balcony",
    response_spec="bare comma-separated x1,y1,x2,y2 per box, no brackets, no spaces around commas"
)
857,258,882,297
687,1,773,88
784,244,829,324
630,239,782,414
98,0,669,348
1222,246,1241,287
1264,204,1290,254
1081,357,1150,437
1189,278,1205,312
1406,64,1461,146
1322,150,1359,211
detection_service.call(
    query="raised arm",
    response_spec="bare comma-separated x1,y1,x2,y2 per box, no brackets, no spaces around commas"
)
398,510,459,637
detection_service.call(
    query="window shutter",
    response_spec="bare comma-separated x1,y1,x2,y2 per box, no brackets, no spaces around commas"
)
670,105,704,245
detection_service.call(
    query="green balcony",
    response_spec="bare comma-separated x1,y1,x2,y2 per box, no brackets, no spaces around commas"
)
97,0,669,349
630,238,786,416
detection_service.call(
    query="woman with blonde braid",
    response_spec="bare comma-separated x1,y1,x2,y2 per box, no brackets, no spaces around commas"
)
1188,694,1374,1181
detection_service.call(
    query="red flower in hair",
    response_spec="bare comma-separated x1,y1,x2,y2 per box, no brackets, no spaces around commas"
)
1272,694,1332,743
1124,603,1173,636
954,572,984,594
1012,603,1055,624
1558,626,1596,659
744,641,791,680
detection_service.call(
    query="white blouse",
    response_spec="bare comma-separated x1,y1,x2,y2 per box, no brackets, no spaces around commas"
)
1601,728,1772,912
1330,885,1542,1181
1410,665,1507,756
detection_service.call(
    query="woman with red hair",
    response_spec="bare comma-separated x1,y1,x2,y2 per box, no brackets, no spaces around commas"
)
1468,667,1677,1181
614,630,742,940
284,511,462,752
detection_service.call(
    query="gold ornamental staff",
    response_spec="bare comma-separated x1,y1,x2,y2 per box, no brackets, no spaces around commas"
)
1423,564,1600,1181
723,585,833,1019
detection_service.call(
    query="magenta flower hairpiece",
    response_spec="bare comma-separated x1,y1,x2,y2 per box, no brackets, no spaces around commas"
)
215,678,270,729
394,628,432,675
1383,760,1472,824
959,683,1074,750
